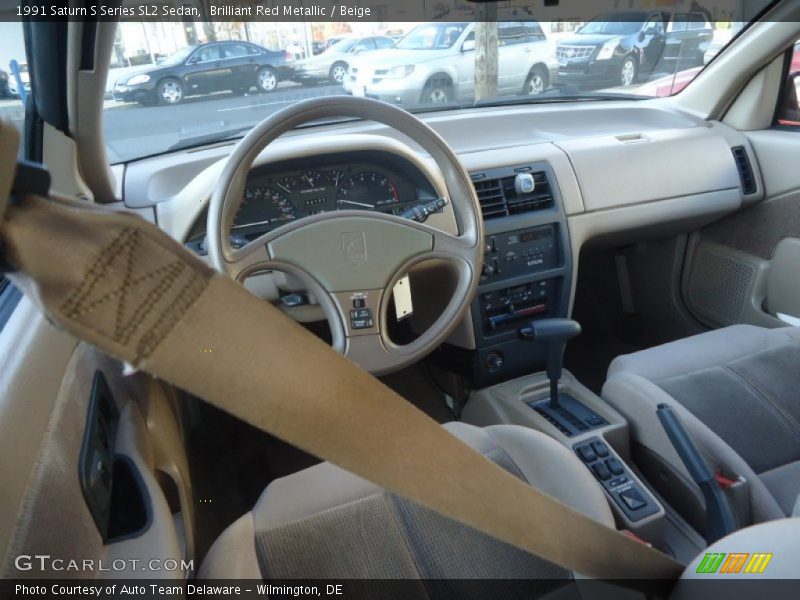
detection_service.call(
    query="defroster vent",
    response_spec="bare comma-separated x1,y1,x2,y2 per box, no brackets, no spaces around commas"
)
471,169,555,220
731,146,757,195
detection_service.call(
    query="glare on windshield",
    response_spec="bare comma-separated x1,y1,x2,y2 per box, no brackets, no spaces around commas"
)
578,16,648,36
396,24,467,50
328,38,356,53
159,46,195,67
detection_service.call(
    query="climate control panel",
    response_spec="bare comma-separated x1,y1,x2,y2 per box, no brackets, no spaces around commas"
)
479,279,556,336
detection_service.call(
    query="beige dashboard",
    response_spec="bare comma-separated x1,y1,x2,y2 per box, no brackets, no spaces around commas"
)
117,100,762,341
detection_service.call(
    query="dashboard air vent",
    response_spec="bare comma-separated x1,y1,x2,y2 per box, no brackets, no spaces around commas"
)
731,146,757,195
471,170,554,220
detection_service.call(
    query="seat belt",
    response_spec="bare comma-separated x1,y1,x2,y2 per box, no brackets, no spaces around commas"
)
0,121,683,590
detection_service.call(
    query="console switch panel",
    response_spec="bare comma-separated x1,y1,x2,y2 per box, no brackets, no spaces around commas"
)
575,436,659,523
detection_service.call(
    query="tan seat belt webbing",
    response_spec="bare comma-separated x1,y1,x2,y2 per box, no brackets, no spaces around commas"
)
0,126,682,587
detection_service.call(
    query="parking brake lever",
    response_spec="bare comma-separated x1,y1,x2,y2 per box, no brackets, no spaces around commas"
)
656,404,736,543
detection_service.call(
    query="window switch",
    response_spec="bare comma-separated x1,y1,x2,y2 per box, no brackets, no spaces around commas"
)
592,462,611,481
606,458,625,476
591,441,610,458
576,444,597,463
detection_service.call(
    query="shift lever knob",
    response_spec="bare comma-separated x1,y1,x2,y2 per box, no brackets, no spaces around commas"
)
519,318,581,406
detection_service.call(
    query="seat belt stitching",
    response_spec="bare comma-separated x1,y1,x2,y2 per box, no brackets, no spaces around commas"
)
57,226,210,363
723,365,800,439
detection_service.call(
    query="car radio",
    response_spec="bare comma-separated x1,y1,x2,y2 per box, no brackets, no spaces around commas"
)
481,224,558,283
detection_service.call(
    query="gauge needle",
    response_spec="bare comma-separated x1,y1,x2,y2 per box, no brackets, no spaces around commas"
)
337,199,374,209
276,183,291,194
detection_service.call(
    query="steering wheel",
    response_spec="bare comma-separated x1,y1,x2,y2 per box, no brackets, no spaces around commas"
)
207,96,482,375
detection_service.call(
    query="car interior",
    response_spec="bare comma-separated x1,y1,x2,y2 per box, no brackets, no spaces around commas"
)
2,0,800,596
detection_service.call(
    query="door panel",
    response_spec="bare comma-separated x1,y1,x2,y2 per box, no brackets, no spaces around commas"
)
0,334,196,578
184,44,224,94
0,298,77,557
220,42,255,90
497,22,526,91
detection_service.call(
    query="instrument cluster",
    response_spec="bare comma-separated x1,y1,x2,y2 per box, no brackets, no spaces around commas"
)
234,162,427,236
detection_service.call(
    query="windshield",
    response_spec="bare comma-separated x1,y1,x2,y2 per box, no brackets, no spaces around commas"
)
396,23,468,50
578,15,648,36
158,46,195,67
327,38,356,53
102,15,755,164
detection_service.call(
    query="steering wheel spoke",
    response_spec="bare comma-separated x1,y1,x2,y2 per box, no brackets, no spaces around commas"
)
225,239,271,282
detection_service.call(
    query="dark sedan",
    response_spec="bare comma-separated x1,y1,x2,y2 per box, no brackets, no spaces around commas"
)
556,11,713,88
112,41,293,105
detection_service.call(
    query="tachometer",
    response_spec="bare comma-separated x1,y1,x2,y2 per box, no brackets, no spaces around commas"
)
336,171,399,211
234,186,297,228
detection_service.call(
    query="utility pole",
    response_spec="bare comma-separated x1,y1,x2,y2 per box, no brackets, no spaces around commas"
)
474,3,498,102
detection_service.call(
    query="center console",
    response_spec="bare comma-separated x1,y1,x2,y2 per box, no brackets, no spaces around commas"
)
451,162,574,388
461,369,667,545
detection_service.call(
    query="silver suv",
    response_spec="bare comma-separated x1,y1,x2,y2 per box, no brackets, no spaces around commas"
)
343,22,558,106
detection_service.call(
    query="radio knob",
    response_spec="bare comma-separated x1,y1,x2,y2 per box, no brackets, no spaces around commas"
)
482,263,495,277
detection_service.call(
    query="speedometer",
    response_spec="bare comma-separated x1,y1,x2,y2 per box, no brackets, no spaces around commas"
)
336,171,399,211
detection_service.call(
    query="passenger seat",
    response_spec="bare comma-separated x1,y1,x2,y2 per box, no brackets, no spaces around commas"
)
602,325,800,535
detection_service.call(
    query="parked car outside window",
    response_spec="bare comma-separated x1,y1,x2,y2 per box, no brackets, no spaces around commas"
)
111,41,293,105
556,11,713,89
343,21,558,105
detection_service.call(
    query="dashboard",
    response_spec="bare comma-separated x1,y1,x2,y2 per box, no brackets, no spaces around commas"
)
152,103,756,386
229,151,440,242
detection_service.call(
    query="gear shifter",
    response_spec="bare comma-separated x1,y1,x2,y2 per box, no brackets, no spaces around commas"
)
518,318,604,437
519,318,581,408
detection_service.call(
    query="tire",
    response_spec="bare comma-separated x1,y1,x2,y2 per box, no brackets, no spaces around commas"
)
329,62,348,85
420,78,452,104
231,86,249,96
157,78,185,105
256,67,278,93
619,56,638,87
523,66,548,96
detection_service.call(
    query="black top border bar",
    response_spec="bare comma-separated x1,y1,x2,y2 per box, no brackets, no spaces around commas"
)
0,0,781,23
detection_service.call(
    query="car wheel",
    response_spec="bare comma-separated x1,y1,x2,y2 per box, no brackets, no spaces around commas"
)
329,62,348,84
420,79,452,104
157,78,184,105
523,66,548,96
257,67,278,93
620,56,637,87
232,86,250,96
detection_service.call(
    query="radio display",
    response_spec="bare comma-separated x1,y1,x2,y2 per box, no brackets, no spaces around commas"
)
507,227,551,245
520,229,550,243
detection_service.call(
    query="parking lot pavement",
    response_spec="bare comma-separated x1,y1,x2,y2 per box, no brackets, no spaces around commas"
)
0,98,25,135
103,82,345,163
